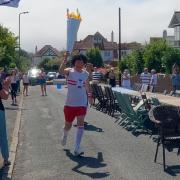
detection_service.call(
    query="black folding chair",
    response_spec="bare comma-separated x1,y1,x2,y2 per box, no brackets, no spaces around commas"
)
149,105,180,171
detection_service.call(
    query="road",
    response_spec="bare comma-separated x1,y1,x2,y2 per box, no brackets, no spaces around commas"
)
12,85,180,180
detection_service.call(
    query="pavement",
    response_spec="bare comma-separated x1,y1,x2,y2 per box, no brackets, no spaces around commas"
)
0,93,21,179
3,85,179,180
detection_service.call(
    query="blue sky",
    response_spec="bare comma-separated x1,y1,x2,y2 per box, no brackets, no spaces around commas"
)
0,0,179,52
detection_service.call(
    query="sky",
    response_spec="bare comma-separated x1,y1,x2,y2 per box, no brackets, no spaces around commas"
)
0,0,179,53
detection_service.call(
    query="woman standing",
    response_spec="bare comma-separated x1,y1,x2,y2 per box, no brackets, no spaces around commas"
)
39,68,47,96
122,69,131,89
23,72,30,96
108,67,116,87
11,70,18,105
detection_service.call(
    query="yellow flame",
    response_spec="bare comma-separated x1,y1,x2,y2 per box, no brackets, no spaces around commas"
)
67,9,81,20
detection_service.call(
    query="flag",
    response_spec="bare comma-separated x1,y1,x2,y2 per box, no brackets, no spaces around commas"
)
0,0,20,8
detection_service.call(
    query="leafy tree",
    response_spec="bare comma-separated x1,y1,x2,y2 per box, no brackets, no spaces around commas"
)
38,58,60,72
162,47,180,74
86,48,104,67
0,25,18,67
143,40,168,72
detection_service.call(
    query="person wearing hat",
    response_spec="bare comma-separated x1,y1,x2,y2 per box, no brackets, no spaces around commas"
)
59,53,93,156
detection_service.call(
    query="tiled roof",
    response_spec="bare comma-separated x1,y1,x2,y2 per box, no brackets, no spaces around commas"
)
34,45,60,57
73,32,117,50
169,11,180,28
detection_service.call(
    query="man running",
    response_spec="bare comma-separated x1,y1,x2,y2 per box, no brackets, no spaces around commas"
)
59,53,93,156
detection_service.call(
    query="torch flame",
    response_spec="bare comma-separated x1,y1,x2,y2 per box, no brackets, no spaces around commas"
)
67,9,81,20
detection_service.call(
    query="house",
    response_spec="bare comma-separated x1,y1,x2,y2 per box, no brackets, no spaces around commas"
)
73,32,118,62
168,11,180,48
32,45,60,66
120,42,142,57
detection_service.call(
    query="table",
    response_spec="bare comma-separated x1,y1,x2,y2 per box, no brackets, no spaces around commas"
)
112,87,180,107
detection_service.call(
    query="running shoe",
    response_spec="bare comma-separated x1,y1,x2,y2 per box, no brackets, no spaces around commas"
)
74,148,84,156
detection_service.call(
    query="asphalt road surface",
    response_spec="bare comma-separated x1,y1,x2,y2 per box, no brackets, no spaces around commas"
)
12,85,180,180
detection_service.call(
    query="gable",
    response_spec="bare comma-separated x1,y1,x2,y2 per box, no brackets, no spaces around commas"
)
43,49,57,56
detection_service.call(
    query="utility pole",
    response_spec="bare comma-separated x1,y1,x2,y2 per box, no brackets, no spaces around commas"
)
118,7,121,86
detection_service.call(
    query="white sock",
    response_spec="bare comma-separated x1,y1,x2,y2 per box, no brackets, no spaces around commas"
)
75,126,84,151
62,128,68,137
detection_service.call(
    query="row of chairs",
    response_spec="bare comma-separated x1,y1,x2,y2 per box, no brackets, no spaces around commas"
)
91,84,120,117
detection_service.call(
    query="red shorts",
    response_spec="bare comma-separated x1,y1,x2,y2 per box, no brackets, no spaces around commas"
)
64,106,87,123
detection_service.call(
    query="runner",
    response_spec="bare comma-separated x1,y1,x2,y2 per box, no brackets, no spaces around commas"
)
39,68,47,96
59,53,93,156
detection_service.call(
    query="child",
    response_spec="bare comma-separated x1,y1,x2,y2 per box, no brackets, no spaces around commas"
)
23,72,30,96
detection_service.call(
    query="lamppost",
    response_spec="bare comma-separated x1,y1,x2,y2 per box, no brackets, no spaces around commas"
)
118,7,121,86
19,11,29,61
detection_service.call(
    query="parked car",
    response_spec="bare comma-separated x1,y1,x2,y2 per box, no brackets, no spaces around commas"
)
28,68,41,85
47,72,57,81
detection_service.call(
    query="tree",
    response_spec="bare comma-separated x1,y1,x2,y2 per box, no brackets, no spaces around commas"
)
162,47,180,74
0,25,18,68
143,40,168,72
86,48,104,67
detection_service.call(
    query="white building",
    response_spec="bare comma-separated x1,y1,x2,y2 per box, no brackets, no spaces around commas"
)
32,45,60,66
73,32,118,62
168,11,180,48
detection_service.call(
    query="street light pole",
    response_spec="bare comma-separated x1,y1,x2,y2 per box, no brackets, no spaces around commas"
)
118,7,121,86
18,11,29,62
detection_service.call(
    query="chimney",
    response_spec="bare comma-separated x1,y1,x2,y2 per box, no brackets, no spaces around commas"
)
35,46,38,54
163,30,167,39
111,31,114,42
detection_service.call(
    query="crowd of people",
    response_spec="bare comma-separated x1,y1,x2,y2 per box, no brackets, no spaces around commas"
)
0,53,180,164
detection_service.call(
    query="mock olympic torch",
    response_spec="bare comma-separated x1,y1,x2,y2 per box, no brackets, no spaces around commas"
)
66,9,81,54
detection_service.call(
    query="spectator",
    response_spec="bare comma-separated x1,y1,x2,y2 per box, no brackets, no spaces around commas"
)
122,69,131,89
140,68,151,85
150,69,158,92
108,67,116,87
22,72,30,96
0,76,11,167
85,63,93,81
172,64,180,93
92,67,101,84
39,68,47,96
11,70,18,106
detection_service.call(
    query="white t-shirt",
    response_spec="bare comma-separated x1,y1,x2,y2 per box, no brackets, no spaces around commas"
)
23,75,29,84
11,75,17,84
65,68,89,107
122,74,131,89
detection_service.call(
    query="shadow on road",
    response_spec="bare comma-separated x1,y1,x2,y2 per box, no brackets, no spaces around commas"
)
165,165,180,176
73,122,104,132
64,149,110,179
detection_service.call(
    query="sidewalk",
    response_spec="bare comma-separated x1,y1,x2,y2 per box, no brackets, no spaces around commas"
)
0,94,21,178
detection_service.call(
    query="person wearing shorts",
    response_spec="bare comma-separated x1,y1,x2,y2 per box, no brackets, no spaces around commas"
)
22,72,30,96
39,68,47,96
59,53,93,156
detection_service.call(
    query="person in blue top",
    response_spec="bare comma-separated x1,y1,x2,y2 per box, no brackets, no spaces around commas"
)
172,64,180,93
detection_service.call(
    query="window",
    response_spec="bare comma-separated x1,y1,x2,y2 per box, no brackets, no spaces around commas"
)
175,26,180,41
104,51,110,57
